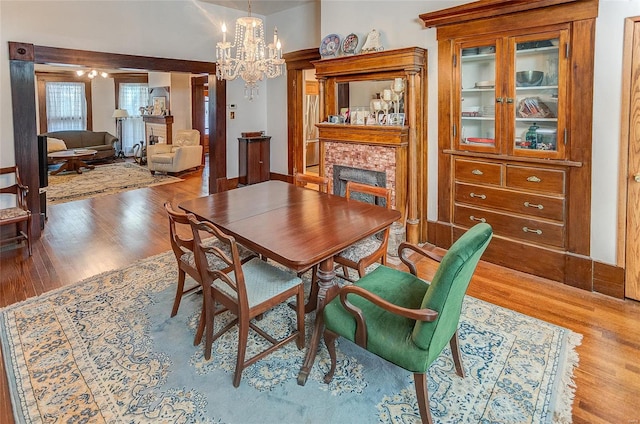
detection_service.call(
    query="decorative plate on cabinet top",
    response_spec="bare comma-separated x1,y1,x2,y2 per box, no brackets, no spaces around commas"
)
320,34,341,58
342,33,359,55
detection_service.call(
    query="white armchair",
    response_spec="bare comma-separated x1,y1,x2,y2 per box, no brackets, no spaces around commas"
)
148,129,203,174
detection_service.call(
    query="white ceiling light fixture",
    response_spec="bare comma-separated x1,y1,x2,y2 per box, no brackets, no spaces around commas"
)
76,69,109,79
215,0,285,100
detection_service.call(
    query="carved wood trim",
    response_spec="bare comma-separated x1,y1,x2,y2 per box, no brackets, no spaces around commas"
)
419,0,596,29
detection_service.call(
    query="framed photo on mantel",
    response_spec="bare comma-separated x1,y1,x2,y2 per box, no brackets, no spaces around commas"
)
149,86,170,115
152,97,165,116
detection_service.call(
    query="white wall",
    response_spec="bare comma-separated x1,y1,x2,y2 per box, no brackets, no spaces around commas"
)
170,72,193,140
591,0,640,263
91,77,116,135
266,1,322,174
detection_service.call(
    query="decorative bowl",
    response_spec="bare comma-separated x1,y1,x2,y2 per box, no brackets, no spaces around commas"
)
516,70,544,87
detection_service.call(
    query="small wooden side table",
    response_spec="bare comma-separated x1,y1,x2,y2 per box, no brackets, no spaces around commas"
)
238,135,270,185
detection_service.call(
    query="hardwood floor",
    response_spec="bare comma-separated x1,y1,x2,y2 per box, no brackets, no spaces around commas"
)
1,164,639,423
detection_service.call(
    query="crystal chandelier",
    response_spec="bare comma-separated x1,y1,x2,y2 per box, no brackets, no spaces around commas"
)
215,0,285,100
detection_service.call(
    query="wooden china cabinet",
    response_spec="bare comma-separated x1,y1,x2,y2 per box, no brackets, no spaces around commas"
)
420,0,599,288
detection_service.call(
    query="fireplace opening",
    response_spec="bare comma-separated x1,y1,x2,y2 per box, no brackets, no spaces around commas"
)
333,165,387,207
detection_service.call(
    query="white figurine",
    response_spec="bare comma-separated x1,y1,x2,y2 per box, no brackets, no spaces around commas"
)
361,29,383,53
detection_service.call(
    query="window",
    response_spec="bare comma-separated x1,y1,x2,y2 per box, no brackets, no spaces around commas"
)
45,82,87,131
118,83,148,155
36,72,93,134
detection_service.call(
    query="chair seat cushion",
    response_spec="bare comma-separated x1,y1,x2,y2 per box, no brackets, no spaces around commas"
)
214,258,301,308
323,265,432,372
0,207,28,220
180,238,252,272
151,153,174,164
336,236,382,263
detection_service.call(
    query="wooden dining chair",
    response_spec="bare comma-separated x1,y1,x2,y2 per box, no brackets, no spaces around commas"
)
292,172,331,312
293,172,330,193
334,180,393,280
164,201,254,318
188,215,305,387
0,166,32,256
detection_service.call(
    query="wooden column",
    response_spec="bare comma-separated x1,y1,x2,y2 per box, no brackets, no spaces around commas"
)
406,70,419,244
8,42,42,238
317,77,327,178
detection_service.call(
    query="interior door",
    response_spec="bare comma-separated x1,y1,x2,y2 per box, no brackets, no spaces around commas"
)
624,17,640,300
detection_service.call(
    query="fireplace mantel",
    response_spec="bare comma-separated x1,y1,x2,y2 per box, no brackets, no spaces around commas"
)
316,123,408,147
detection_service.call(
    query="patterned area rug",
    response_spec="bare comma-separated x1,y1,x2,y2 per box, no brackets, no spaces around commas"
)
46,162,182,204
0,251,582,423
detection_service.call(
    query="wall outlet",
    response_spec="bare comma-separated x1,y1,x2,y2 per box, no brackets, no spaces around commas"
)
230,111,235,119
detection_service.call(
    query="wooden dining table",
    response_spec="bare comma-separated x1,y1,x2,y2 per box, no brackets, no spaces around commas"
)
179,180,401,385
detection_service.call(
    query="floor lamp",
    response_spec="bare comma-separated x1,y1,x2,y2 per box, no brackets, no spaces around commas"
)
112,109,129,158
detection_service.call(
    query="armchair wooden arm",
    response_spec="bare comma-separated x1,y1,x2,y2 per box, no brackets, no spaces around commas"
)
16,180,28,209
399,242,444,276
338,284,438,348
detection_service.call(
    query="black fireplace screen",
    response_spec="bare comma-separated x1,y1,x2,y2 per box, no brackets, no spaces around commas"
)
333,165,387,208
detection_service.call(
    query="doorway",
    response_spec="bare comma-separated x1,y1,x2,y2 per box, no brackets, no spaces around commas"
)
303,70,320,175
620,16,640,300
284,48,321,177
8,42,227,238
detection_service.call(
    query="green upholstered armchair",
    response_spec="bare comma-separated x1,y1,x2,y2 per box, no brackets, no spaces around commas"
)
322,223,493,424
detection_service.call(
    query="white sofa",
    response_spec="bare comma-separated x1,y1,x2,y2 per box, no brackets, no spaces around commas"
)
147,129,203,174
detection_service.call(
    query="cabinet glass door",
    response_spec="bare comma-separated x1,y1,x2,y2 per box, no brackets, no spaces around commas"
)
510,32,566,158
458,42,498,152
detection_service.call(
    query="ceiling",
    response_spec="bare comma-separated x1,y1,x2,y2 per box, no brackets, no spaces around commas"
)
200,0,314,16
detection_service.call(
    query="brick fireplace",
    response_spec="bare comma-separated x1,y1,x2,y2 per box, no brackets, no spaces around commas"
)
318,123,409,255
325,143,396,206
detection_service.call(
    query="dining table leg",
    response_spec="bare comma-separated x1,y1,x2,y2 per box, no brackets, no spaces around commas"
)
297,256,337,386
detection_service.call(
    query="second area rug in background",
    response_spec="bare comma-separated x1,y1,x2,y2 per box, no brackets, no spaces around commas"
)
46,162,182,205
0,251,582,423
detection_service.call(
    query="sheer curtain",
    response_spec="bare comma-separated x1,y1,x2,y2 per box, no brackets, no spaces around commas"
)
119,83,148,155
46,82,87,131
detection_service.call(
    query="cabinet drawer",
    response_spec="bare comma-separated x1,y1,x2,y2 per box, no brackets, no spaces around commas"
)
505,165,565,195
454,205,565,248
455,182,565,221
454,159,502,186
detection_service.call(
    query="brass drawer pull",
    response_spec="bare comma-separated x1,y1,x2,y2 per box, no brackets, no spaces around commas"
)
524,201,543,210
470,216,486,223
471,169,484,176
522,226,543,235
470,192,487,199
526,176,541,183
